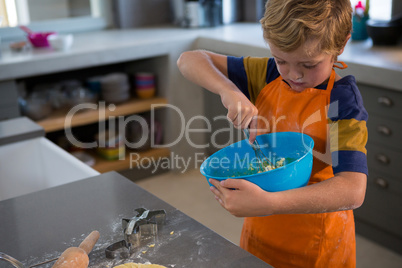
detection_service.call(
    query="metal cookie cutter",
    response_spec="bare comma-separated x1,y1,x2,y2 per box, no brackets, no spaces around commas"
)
105,208,166,259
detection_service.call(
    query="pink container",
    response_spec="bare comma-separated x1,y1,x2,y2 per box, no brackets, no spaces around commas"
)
135,73,155,80
27,32,56,47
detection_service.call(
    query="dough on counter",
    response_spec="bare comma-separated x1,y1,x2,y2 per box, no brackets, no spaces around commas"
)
114,263,167,268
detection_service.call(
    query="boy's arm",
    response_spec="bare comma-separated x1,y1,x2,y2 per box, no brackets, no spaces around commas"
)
209,171,367,217
177,50,230,92
177,50,259,141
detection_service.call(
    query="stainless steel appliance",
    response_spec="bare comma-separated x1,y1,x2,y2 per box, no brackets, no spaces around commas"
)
171,0,240,27
222,0,242,24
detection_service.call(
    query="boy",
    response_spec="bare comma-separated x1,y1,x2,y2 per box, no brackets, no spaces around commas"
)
177,0,368,266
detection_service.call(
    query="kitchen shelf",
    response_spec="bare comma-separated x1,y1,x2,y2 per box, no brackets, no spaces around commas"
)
37,97,168,133
90,147,170,173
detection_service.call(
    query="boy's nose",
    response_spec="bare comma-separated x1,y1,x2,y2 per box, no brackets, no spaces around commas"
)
289,68,303,81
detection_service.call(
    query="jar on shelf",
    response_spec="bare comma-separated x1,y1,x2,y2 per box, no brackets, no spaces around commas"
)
125,114,162,151
101,73,131,103
134,72,156,99
95,130,125,160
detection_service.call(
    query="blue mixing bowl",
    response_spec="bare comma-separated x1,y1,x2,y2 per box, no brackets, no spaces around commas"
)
200,132,314,192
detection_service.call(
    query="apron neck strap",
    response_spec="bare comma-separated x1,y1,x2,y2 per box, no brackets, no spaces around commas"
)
326,61,348,91
333,61,348,69
326,69,336,91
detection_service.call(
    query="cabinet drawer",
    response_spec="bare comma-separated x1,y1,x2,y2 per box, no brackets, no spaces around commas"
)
367,144,402,179
354,170,402,238
359,84,402,121
367,114,402,151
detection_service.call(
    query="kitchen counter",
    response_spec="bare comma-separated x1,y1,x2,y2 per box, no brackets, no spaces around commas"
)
0,116,44,146
0,171,270,267
0,23,401,91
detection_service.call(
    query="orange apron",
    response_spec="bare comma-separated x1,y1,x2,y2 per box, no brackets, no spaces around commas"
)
240,64,356,267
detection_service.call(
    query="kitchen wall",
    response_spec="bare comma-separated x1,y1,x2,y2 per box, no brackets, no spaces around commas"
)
29,0,70,21
243,0,267,22
25,0,92,21
69,0,92,17
393,0,402,17
113,0,172,28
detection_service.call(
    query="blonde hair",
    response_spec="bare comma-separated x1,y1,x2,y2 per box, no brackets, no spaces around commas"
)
260,0,352,56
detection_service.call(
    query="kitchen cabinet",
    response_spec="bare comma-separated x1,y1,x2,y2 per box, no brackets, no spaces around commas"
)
0,117,100,201
5,55,171,174
354,83,402,254
35,95,169,173
0,136,99,201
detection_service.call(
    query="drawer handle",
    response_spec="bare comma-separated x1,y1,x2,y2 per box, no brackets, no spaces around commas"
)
377,96,393,107
377,125,392,136
374,177,389,189
376,154,390,165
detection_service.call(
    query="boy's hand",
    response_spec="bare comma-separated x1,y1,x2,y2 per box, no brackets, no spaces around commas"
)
209,178,273,217
220,90,258,143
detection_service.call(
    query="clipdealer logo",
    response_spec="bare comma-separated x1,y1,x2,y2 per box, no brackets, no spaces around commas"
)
63,100,339,173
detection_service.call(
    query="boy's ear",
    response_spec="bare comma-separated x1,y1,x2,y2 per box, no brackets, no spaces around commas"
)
339,33,352,55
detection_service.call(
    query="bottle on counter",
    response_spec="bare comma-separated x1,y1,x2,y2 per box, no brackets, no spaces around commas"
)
352,0,370,41
185,0,206,27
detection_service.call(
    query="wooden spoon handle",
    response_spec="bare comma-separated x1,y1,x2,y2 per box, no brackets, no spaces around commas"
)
79,231,100,255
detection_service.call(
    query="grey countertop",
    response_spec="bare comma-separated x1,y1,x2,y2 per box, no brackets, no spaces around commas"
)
0,117,44,146
0,23,401,91
0,171,270,268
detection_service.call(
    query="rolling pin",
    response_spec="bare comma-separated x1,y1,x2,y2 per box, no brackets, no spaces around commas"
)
52,230,100,268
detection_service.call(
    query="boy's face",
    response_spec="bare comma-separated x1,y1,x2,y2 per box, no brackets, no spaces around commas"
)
268,39,336,92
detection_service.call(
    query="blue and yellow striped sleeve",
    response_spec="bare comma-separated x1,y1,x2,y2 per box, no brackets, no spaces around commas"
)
328,76,368,175
227,56,279,103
